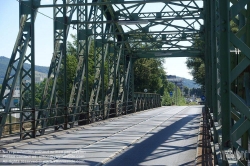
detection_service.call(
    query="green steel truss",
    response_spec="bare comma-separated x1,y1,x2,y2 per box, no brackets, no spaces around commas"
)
6,1,250,165
205,0,250,165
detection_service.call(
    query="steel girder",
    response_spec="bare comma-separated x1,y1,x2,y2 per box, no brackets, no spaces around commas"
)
0,1,37,139
0,0,203,140
206,0,250,165
37,0,77,134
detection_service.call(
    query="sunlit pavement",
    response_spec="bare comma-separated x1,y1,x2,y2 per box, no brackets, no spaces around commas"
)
0,106,202,166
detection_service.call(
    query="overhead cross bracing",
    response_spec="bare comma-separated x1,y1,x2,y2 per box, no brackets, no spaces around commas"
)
1,0,187,139
0,0,204,139
34,0,204,57
3,0,250,165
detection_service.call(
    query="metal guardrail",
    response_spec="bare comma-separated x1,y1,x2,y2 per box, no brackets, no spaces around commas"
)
0,93,161,139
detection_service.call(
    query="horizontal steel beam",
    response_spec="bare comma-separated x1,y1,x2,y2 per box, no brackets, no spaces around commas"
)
133,50,202,58
37,0,203,8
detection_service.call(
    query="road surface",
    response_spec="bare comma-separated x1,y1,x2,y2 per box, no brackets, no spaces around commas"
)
0,106,202,166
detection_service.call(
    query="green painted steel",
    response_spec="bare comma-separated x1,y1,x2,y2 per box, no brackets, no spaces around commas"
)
205,0,250,165
2,1,250,165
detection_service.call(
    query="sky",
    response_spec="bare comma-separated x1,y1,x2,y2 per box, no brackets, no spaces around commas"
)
0,0,193,80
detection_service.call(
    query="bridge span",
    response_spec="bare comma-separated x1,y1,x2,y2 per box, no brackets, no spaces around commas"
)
0,106,202,165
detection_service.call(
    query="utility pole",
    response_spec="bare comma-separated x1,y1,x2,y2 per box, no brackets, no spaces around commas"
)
175,82,177,105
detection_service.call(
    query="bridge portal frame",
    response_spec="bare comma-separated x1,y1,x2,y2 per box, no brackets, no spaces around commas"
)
9,0,250,165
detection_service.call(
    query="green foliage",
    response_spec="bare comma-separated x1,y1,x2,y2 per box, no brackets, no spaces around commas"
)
134,58,165,93
190,87,203,97
161,82,175,106
230,20,238,34
57,54,78,103
188,102,198,105
176,87,186,105
161,90,173,106
186,57,205,87
35,80,46,106
52,34,187,106
161,82,186,106
54,34,112,103
183,86,189,96
186,32,205,87
186,18,239,87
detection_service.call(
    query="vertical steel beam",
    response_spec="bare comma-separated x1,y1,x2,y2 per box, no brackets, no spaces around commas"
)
77,3,97,125
241,3,250,163
210,0,218,121
117,49,126,115
210,1,219,164
30,0,36,138
90,6,106,120
0,15,27,137
131,58,135,112
127,56,134,112
15,0,37,139
219,0,231,164
204,0,211,112
247,4,250,48
62,0,68,130
104,42,122,118
68,0,93,126
37,0,77,134
84,0,90,124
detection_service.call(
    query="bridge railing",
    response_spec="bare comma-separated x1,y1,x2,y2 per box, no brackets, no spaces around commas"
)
0,93,161,139
134,93,161,111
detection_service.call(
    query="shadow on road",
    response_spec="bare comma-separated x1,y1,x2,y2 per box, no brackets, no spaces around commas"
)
105,113,200,166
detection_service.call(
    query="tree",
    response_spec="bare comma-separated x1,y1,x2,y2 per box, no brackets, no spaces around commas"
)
183,86,189,97
35,81,44,106
65,34,182,106
186,57,205,87
134,58,165,93
176,87,186,105
161,82,186,106
57,54,78,103
186,20,239,87
161,81,175,106
190,88,203,97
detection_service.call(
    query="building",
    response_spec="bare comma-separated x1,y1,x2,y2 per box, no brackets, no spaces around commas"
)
35,71,47,83
2,85,20,108
166,75,183,89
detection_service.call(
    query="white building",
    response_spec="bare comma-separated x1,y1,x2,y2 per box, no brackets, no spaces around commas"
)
35,71,47,83
3,85,20,108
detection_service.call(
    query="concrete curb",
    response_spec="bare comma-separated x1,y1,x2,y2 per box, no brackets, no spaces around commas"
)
195,110,204,165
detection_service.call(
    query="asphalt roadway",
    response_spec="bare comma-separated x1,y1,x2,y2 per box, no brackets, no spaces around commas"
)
0,106,202,166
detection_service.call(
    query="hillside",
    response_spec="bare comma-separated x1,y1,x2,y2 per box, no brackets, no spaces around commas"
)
0,56,200,89
0,56,49,84
178,76,201,89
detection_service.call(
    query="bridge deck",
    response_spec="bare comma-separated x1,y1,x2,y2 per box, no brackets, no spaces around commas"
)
0,106,202,166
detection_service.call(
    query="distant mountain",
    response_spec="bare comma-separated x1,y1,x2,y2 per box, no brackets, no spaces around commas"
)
0,56,201,89
0,56,49,84
177,76,201,89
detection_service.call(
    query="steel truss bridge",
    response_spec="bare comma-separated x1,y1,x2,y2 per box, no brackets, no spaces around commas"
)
0,0,249,165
